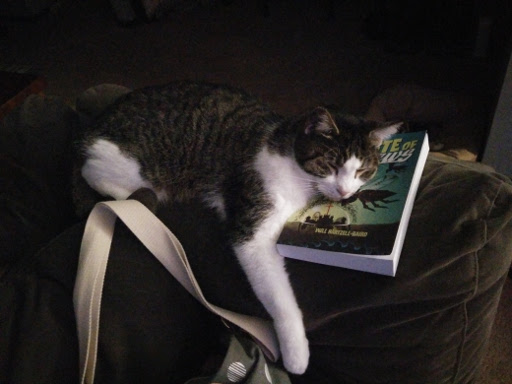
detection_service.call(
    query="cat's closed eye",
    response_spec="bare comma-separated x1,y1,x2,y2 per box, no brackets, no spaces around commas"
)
321,129,335,138
356,168,376,180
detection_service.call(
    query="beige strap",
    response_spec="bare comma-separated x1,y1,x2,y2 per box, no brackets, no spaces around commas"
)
73,200,279,384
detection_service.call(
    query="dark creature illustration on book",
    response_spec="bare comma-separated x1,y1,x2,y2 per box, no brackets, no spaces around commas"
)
341,189,399,211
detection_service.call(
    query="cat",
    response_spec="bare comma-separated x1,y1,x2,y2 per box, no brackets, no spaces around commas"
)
73,81,400,374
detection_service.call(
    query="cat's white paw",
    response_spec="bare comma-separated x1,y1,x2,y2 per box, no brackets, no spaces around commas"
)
275,319,310,375
282,335,309,375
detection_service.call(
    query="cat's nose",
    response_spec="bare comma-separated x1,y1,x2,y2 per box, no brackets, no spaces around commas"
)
336,187,352,199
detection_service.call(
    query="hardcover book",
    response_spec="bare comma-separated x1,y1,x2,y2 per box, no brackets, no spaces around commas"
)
277,131,429,276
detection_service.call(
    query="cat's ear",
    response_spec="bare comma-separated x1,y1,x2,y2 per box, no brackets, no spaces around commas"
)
369,122,402,147
304,107,340,137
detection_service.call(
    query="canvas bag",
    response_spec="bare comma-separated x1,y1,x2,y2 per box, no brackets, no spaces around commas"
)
73,199,291,384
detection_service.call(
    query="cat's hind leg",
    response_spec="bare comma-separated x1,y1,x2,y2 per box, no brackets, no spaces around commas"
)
81,139,152,200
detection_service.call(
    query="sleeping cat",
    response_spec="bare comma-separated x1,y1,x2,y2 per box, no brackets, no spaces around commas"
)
73,81,400,374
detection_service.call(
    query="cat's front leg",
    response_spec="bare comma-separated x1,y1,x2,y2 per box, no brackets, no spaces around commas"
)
233,238,309,374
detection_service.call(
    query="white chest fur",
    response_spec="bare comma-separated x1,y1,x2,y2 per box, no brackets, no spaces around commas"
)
253,146,313,237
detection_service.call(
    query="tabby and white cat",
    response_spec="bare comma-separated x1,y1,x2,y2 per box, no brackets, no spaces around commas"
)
74,81,399,374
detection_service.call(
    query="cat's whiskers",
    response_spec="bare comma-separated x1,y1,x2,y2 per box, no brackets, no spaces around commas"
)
270,174,314,183
266,175,315,190
288,179,319,196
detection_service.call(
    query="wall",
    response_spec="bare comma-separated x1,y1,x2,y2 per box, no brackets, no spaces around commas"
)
482,51,512,177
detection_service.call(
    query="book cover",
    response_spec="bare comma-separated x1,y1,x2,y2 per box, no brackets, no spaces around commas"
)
277,131,429,276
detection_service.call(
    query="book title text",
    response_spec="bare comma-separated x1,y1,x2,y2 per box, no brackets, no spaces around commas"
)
380,138,418,163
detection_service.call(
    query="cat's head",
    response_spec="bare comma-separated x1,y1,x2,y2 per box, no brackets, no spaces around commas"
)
295,107,401,201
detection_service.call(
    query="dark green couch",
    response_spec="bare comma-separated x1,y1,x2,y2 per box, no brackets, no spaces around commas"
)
1,87,511,383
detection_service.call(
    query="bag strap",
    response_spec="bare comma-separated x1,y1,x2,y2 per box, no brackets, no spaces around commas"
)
73,200,280,384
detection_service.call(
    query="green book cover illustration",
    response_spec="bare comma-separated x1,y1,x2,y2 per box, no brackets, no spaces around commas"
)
277,131,429,276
